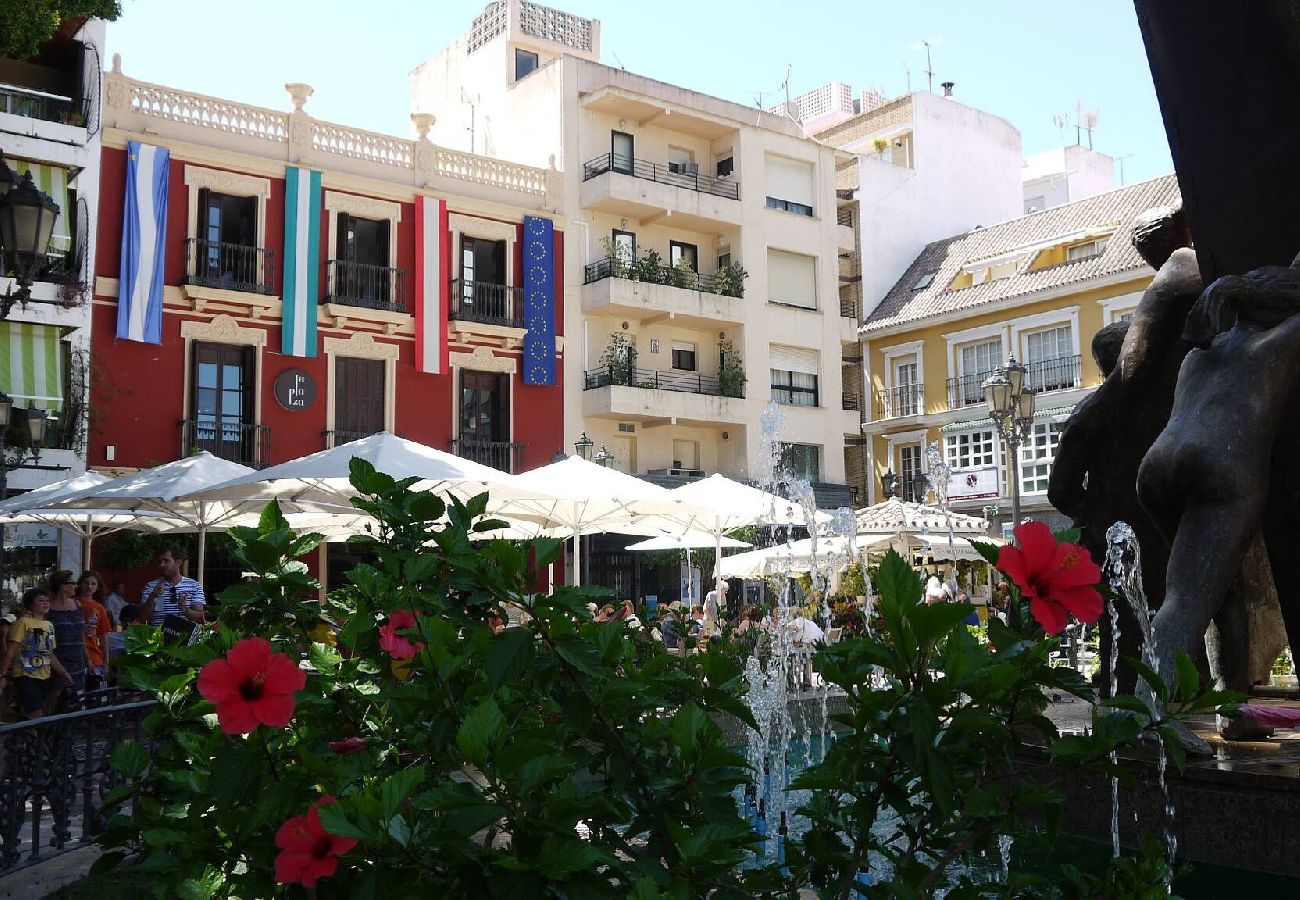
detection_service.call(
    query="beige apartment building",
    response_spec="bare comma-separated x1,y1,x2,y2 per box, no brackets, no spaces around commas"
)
411,1,860,508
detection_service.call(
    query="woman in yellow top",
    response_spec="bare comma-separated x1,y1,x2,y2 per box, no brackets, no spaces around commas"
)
0,587,74,719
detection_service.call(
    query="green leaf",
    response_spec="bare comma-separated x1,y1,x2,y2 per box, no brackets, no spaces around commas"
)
308,641,343,673
908,603,975,647
110,740,150,778
970,538,1004,568
554,636,603,676
1125,655,1169,705
386,814,412,846
1174,650,1200,701
316,800,367,840
877,550,921,606
483,627,533,688
380,765,426,821
457,698,506,765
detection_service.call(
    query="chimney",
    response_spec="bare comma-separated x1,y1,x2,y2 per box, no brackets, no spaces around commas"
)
941,81,955,98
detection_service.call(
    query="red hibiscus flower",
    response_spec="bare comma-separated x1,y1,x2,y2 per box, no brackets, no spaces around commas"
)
996,521,1103,636
274,796,358,888
378,610,426,660
197,637,307,735
328,736,369,756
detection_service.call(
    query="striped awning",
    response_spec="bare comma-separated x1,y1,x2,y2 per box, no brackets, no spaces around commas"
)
939,403,1078,433
14,161,72,256
0,323,64,412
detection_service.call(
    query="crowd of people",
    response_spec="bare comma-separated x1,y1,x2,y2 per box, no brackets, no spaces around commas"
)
0,545,204,721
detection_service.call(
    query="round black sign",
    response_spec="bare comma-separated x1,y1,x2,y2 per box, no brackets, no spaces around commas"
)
273,368,317,411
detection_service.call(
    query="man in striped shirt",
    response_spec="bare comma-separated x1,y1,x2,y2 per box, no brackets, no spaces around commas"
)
140,547,206,627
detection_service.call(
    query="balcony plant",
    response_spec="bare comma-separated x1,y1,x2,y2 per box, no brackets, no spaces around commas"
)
632,248,670,285
718,339,746,398
599,331,637,386
670,257,700,291
872,137,888,157
599,236,634,279
714,261,748,298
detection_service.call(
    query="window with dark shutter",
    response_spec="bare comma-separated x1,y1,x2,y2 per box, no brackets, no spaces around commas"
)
190,342,255,463
334,358,386,441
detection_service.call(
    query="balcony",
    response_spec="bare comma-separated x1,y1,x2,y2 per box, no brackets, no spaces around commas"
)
1026,355,1082,393
580,154,742,230
180,419,270,468
874,384,924,419
897,477,929,504
582,154,739,200
325,260,407,314
582,366,745,426
946,371,995,409
185,239,276,295
448,279,525,329
324,429,382,449
0,84,88,127
451,439,524,474
581,257,744,326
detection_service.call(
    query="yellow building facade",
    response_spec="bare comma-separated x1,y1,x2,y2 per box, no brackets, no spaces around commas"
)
859,175,1181,536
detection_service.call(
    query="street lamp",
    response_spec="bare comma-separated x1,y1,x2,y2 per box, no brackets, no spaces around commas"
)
983,353,1037,528
593,446,614,468
0,169,61,318
574,432,594,462
0,152,16,198
0,391,48,601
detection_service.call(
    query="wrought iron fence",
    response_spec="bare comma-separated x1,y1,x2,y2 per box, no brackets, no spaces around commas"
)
874,383,924,419
583,256,738,296
584,365,737,397
324,429,382,449
448,279,525,328
450,439,525,474
581,153,740,201
946,371,996,409
325,259,408,313
179,418,270,468
0,85,90,127
185,238,276,295
1025,354,1082,392
0,694,155,871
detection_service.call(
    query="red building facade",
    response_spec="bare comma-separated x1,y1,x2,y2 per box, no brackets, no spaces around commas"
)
91,67,565,482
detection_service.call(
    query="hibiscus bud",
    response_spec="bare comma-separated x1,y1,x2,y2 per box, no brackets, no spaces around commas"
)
328,737,369,756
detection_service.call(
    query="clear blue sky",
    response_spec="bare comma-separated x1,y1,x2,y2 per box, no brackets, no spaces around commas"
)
105,0,1172,185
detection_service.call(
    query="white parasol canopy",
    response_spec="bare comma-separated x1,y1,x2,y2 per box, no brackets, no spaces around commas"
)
855,497,989,535
716,532,1004,580
488,456,716,584
624,532,752,551
0,472,184,552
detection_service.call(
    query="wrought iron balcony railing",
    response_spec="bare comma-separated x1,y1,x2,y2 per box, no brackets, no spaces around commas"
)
874,384,924,419
583,256,741,297
325,259,408,313
180,418,270,468
185,238,276,295
0,84,89,126
451,438,525,474
581,153,740,201
324,429,383,449
946,371,996,409
448,279,525,328
584,365,742,398
1025,354,1082,393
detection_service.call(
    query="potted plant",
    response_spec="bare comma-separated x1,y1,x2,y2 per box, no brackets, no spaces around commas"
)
714,261,748,298
633,248,668,285
670,257,699,290
718,339,746,398
600,236,635,279
599,332,637,386
872,137,888,158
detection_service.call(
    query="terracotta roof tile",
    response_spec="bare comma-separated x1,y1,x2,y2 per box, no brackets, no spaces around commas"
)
862,174,1181,332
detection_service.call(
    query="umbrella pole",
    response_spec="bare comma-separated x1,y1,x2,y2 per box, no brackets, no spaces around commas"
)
572,532,581,587
686,547,693,604
197,526,207,588
714,530,722,620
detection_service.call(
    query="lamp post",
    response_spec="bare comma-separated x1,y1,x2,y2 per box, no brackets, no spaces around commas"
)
983,354,1036,626
0,390,48,600
593,446,614,468
0,166,61,319
573,432,594,462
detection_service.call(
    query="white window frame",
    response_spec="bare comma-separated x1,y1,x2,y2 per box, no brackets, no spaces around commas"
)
447,345,518,443
324,191,403,270
448,213,518,296
179,315,267,425
944,322,1010,391
1100,291,1142,326
183,165,272,281
880,339,924,420
944,427,999,472
323,333,400,435
1014,307,1081,393
1018,420,1062,496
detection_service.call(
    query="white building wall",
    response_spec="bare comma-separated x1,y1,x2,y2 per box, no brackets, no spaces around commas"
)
1022,145,1116,212
853,91,1023,319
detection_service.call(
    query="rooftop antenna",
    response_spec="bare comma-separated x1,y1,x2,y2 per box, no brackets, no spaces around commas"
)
1082,109,1099,150
460,88,477,154
904,62,911,93
923,40,934,93
611,50,626,71
1115,152,1133,186
1053,113,1069,145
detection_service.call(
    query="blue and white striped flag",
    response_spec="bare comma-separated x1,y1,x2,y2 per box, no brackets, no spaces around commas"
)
116,141,169,344
282,166,321,358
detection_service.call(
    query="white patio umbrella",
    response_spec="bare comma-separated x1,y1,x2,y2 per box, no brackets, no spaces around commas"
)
855,497,989,536
716,532,1003,580
0,472,183,560
45,453,314,586
179,433,525,510
669,474,829,614
626,532,752,606
489,456,715,585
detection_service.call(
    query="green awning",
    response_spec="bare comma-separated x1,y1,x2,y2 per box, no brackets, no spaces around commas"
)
14,161,72,257
0,322,63,413
939,403,1077,433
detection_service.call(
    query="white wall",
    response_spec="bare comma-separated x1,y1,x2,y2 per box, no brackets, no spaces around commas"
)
854,92,1023,319
1023,145,1116,212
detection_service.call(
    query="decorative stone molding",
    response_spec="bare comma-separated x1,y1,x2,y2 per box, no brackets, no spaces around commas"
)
449,213,515,242
449,345,517,374
183,165,272,198
285,83,314,112
180,314,267,347
323,332,401,361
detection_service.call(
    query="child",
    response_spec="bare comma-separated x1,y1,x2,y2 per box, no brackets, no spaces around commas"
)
106,604,140,664
0,588,74,719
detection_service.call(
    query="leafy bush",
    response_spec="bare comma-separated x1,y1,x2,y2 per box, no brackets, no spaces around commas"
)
100,473,1239,898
